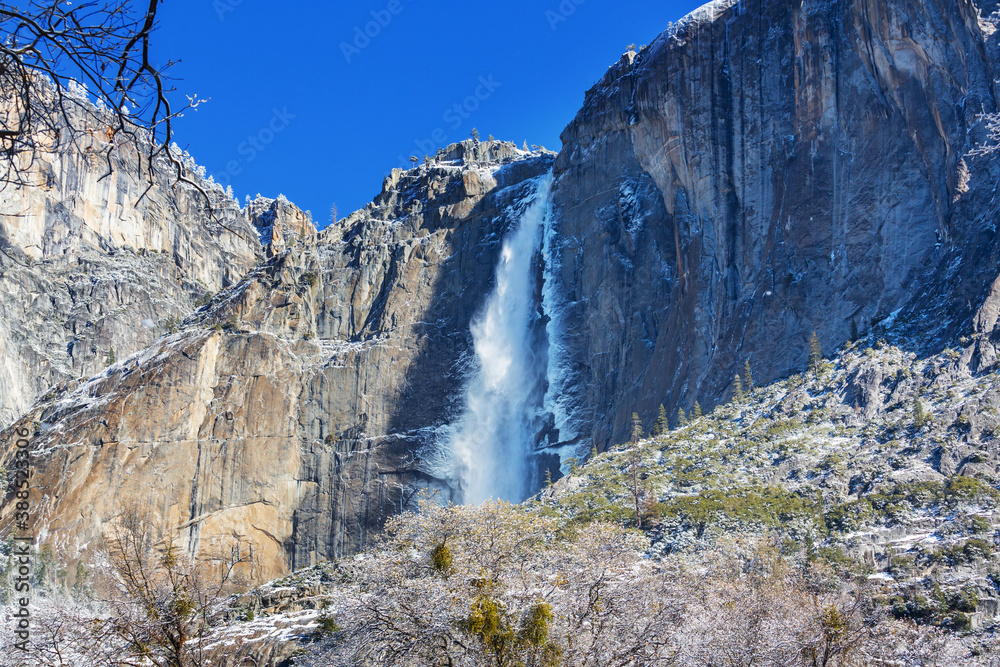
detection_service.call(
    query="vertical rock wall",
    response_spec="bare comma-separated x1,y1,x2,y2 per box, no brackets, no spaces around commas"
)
547,0,1000,449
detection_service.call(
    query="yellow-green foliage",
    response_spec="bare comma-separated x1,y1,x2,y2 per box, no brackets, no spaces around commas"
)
464,595,518,660
818,452,846,472
520,602,553,647
431,542,453,575
463,597,560,666
826,479,1000,533
559,491,634,526
765,420,798,438
931,538,994,565
945,476,999,502
658,486,821,529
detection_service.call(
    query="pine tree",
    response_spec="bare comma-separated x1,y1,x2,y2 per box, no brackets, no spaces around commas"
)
677,407,688,427
329,202,339,225
544,468,553,488
654,404,669,436
74,560,89,593
693,401,703,419
809,332,823,372
523,140,529,151
409,156,418,169
850,319,860,342
913,400,929,430
105,348,116,366
470,128,480,142
629,412,643,529
733,375,744,402
744,360,754,390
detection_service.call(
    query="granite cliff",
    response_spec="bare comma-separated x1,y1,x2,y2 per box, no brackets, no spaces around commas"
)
1,141,555,578
546,0,1000,450
0,98,315,429
4,0,1000,587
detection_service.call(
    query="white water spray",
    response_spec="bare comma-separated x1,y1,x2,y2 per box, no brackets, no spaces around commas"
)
449,173,553,504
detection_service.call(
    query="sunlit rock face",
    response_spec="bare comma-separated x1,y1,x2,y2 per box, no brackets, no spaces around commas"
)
0,100,265,428
244,194,317,257
9,0,1000,583
0,142,555,579
547,0,1000,449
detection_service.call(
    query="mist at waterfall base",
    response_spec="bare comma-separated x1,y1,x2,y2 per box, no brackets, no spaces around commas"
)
447,174,555,505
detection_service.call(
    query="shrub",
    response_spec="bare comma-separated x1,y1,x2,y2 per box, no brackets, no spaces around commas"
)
968,516,992,535
945,476,998,503
818,453,845,472
431,542,453,575
933,538,994,565
317,614,341,635
660,486,821,530
949,587,979,613
946,612,972,632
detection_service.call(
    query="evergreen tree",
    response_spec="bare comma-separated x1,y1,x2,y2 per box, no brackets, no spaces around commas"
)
809,332,823,372
733,375,744,402
677,407,688,427
74,559,89,593
470,128,480,142
913,400,929,429
744,360,754,390
693,401,703,419
631,412,643,444
654,404,669,436
544,468,553,488
850,319,860,342
409,155,418,169
105,348,116,366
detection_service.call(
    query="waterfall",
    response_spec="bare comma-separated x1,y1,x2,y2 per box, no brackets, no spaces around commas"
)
448,173,553,504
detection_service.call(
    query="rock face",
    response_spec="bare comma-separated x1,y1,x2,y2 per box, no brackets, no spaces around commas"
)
244,194,317,257
0,142,555,579
546,0,1000,450
7,0,1000,585
0,105,264,428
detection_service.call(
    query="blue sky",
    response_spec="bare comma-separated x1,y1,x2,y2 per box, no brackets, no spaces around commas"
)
152,0,706,226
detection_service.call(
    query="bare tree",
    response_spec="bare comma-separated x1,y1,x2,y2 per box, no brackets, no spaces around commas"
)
0,1,209,218
301,498,687,667
20,506,258,667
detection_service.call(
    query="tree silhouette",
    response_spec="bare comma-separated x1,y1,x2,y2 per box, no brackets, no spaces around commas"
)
809,332,823,372
0,1,203,203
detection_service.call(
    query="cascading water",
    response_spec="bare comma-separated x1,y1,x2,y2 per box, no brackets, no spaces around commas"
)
448,173,554,504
